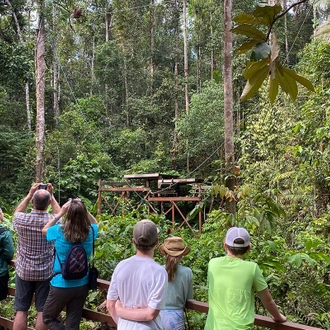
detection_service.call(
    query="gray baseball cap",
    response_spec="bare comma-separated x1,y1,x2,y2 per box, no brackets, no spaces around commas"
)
133,219,159,247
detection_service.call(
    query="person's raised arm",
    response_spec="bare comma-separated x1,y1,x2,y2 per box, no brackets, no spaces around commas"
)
257,288,286,323
14,183,39,214
88,212,98,224
42,199,71,236
115,300,160,322
47,183,61,214
106,299,118,324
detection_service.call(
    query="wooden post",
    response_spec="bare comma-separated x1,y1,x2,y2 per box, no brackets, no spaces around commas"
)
97,179,102,215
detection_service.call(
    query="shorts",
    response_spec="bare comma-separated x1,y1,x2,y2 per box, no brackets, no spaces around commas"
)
14,275,51,312
0,272,9,301
160,309,185,330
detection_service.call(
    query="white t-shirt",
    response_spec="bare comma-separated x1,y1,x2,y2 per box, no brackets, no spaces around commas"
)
107,255,168,330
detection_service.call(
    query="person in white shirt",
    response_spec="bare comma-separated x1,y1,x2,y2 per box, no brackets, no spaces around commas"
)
106,219,168,330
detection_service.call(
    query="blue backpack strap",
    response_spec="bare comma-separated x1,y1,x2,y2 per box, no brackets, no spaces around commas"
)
90,226,95,267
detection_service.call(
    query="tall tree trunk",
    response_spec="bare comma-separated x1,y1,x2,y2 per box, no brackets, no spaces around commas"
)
150,0,155,96
196,35,201,92
105,8,111,116
171,25,179,170
183,0,190,172
223,0,236,214
210,9,214,79
282,0,289,63
90,37,95,95
53,5,60,126
26,84,31,131
124,58,129,127
35,1,46,182
105,10,110,42
183,0,189,114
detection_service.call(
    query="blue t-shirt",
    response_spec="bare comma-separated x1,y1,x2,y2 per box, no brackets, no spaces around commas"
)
46,223,98,288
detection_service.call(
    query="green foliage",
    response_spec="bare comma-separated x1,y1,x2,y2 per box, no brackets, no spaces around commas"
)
296,38,330,83
0,41,33,89
55,154,101,201
0,127,35,206
177,80,224,174
232,3,315,103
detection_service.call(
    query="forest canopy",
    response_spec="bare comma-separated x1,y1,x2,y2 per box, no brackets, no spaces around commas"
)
1,0,330,328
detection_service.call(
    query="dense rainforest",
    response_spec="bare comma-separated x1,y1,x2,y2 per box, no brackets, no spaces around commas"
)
1,0,330,328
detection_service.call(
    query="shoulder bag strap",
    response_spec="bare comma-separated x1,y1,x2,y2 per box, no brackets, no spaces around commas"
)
90,225,95,268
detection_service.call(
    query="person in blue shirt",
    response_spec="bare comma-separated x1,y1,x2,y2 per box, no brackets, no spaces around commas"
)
0,207,14,301
42,198,98,330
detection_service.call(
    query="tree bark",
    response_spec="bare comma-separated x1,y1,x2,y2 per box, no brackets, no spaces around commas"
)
183,0,190,172
183,0,189,114
171,24,179,170
150,0,155,96
35,1,46,182
53,4,60,126
223,0,236,214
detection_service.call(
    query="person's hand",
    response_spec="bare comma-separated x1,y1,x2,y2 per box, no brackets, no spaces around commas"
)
61,199,72,214
272,313,286,323
0,209,3,222
29,183,40,197
47,183,54,195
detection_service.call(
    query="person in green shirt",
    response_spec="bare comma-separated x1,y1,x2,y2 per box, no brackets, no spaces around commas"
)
204,227,286,330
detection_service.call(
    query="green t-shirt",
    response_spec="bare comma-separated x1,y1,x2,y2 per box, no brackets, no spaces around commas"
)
204,255,268,330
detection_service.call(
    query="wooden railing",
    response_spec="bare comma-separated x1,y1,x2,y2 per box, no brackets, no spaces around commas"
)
0,278,322,330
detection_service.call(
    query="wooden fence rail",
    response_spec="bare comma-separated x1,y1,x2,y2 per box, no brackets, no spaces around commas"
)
0,279,322,330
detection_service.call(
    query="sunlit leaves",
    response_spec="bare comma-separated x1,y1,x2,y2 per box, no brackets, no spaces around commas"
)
232,3,314,103
241,63,269,101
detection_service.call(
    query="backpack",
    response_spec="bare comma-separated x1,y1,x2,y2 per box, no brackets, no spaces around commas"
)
57,242,88,280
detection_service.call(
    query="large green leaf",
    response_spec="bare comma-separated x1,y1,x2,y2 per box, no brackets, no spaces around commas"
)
253,4,282,25
243,58,269,80
282,67,315,92
235,40,260,55
276,65,298,101
233,13,268,25
268,73,279,104
241,65,269,101
231,24,266,41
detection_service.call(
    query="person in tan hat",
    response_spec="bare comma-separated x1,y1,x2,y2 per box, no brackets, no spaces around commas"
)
159,236,193,330
106,219,168,329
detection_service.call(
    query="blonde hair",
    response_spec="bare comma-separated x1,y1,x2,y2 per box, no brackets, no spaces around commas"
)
62,199,90,243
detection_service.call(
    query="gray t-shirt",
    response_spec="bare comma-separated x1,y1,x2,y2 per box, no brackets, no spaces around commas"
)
164,264,193,310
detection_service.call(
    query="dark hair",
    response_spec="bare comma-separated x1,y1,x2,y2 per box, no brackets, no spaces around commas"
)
134,240,157,252
63,199,90,243
226,238,249,256
33,190,51,210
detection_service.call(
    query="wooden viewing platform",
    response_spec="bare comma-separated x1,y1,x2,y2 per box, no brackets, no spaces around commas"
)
97,174,208,234
0,279,323,330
